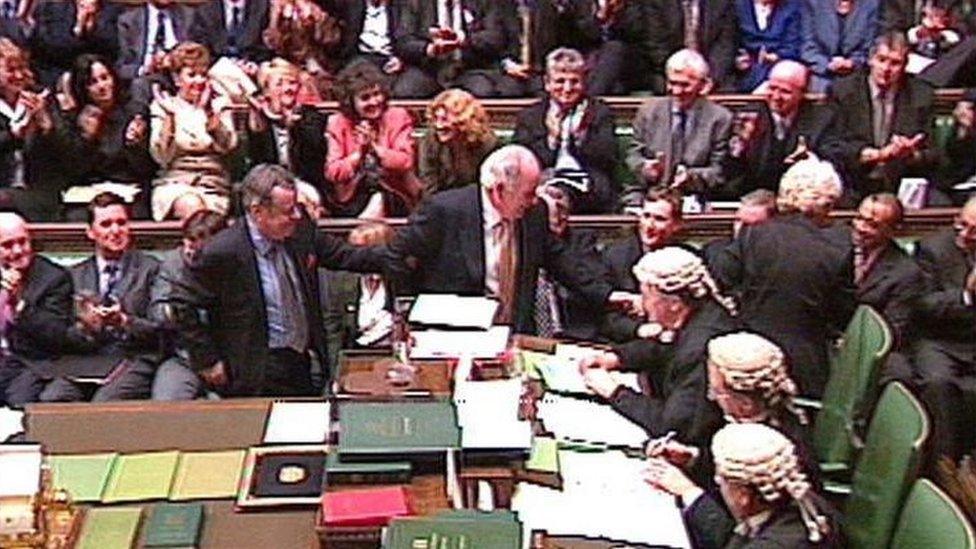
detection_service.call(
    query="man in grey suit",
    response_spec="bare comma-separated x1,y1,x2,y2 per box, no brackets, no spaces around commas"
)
622,49,733,209
189,0,270,62
115,0,195,83
36,192,162,402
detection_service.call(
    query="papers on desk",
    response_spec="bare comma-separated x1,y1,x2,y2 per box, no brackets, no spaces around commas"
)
263,401,331,444
455,378,532,451
537,354,641,396
512,450,691,548
0,407,24,442
906,53,936,74
411,326,510,359
0,443,42,497
536,393,647,449
408,294,499,330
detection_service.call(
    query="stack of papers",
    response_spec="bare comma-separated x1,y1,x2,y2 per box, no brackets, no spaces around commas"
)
513,450,690,548
263,401,331,444
455,379,532,451
536,393,647,449
408,294,498,330
411,326,510,359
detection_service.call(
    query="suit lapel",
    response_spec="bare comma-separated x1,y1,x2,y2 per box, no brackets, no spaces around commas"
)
859,244,897,297
239,222,268,330
79,257,99,295
112,251,137,301
135,7,148,61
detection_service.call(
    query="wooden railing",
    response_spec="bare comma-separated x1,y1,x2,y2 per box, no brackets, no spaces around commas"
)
29,207,959,253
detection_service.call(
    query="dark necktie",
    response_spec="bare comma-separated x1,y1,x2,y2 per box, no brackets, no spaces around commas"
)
672,110,687,167
1,1,14,19
533,271,561,338
228,5,242,50
102,263,121,304
682,0,700,51
154,11,167,54
271,245,309,353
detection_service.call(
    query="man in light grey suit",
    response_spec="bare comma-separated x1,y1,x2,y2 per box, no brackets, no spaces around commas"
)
115,0,196,83
622,49,733,209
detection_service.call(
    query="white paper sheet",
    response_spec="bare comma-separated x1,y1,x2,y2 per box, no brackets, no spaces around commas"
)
408,294,499,330
0,407,24,443
411,326,510,359
263,401,331,444
0,444,42,497
536,393,647,449
537,355,641,395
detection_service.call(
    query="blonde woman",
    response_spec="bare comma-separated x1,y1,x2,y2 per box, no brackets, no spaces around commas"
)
419,88,498,196
149,42,238,221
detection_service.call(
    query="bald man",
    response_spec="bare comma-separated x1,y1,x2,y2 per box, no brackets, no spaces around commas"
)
726,60,840,197
0,213,73,406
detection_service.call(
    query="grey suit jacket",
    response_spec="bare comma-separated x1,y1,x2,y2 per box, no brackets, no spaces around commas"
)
116,5,195,81
67,249,161,355
623,96,732,207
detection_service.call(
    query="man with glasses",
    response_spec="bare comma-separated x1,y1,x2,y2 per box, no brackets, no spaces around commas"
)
622,48,732,208
170,164,384,396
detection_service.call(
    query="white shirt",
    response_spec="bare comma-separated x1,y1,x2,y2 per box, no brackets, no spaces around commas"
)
753,1,773,31
271,125,291,170
223,0,245,32
359,2,393,56
0,98,27,188
481,186,505,298
356,275,392,346
142,5,178,71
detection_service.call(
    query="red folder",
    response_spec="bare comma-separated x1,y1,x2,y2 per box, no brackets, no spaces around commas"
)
320,486,412,527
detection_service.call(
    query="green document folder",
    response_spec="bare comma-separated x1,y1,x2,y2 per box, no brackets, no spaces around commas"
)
338,400,460,456
170,450,246,501
77,507,143,549
144,503,204,548
48,453,117,502
525,437,559,473
385,514,521,549
102,451,180,503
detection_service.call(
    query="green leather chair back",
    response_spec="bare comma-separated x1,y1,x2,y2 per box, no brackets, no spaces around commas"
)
890,479,976,549
845,382,930,549
813,305,894,467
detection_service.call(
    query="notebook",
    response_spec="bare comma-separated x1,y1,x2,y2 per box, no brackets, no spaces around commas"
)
48,453,117,502
102,451,180,503
169,450,246,501
77,507,143,549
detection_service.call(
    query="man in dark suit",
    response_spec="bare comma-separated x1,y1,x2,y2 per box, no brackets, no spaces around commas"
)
825,31,941,202
172,164,384,397
115,0,195,83
725,61,838,198
623,49,733,207
337,0,402,73
713,159,856,398
599,188,685,343
29,0,120,87
0,213,73,407
512,48,620,214
392,0,508,97
909,196,976,465
189,0,270,62
644,0,738,92
379,144,622,335
34,193,160,402
847,193,925,349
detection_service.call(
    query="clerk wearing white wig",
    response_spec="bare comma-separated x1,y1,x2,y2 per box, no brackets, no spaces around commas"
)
579,246,737,444
647,423,840,548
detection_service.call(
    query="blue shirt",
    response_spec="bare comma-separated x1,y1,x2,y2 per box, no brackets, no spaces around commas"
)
247,216,296,349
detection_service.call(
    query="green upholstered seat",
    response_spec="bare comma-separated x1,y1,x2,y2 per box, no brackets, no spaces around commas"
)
890,479,976,549
805,306,893,475
844,382,930,549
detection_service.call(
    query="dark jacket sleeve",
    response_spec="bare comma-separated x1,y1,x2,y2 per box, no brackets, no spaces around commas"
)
914,240,973,323
380,197,446,288
685,493,736,549
393,0,431,66
171,247,223,371
11,267,73,357
545,224,613,308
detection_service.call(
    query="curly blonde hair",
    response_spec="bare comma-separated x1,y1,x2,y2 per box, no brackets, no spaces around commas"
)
165,42,212,74
426,88,494,146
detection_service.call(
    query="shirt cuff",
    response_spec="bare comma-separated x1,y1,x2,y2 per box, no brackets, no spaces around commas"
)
964,289,973,307
681,487,705,509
